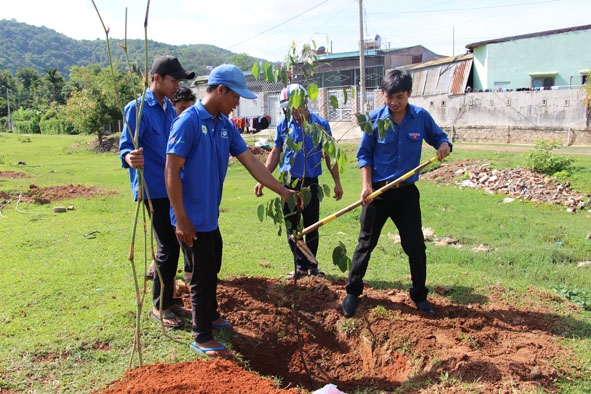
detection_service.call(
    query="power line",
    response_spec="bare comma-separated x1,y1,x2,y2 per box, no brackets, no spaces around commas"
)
366,0,559,14
227,1,329,50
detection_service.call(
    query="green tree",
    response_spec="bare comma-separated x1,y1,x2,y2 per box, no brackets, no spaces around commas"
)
229,53,257,71
63,64,140,140
44,68,66,105
0,69,17,119
15,67,41,109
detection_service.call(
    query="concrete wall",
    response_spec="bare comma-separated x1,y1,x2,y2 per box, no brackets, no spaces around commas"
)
408,88,591,145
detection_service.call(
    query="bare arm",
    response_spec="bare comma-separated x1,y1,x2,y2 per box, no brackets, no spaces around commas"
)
359,165,373,206
325,155,343,201
164,153,196,247
238,150,292,201
437,142,451,161
254,146,282,197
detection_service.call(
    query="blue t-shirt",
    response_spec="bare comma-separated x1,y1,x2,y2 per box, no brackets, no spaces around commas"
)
166,100,248,232
357,103,452,183
119,89,177,200
274,111,331,179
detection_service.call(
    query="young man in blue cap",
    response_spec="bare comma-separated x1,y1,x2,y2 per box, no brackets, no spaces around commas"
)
254,83,343,280
341,69,451,318
119,55,195,329
165,64,294,358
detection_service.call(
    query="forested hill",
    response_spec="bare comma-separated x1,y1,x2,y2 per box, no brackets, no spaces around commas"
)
0,19,265,79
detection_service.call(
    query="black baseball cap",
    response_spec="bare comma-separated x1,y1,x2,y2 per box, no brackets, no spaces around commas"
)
150,55,195,80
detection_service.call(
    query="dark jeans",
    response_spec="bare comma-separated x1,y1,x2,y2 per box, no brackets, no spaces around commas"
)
144,198,180,310
346,184,429,303
283,178,320,271
180,228,223,344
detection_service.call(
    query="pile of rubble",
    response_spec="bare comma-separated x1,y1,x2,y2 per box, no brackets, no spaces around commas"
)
422,161,591,213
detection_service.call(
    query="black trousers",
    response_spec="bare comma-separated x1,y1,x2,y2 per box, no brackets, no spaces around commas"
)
346,184,429,303
180,228,223,344
145,198,180,310
283,178,320,270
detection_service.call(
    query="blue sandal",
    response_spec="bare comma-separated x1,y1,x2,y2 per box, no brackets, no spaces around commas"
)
190,342,228,358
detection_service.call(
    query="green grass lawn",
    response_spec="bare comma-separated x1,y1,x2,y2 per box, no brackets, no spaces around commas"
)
0,132,590,393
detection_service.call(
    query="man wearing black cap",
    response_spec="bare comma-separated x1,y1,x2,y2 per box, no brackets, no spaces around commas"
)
119,55,195,329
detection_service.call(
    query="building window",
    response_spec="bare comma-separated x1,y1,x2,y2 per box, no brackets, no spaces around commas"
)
494,81,510,91
529,72,557,90
580,70,590,86
532,77,554,89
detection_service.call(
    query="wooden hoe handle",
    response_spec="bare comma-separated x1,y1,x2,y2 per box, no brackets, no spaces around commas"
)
298,156,439,237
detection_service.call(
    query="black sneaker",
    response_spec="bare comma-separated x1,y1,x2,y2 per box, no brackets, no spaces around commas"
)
308,267,325,278
341,294,359,317
415,300,436,316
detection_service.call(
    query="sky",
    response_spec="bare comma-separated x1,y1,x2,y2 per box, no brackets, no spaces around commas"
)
2,0,590,62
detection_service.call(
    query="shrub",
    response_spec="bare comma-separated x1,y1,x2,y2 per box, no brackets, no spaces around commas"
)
525,140,574,175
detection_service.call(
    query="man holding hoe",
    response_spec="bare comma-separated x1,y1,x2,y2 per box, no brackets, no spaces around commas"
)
341,69,451,318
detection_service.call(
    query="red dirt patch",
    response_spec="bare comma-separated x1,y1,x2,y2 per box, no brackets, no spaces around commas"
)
96,276,582,394
0,170,30,179
0,183,117,205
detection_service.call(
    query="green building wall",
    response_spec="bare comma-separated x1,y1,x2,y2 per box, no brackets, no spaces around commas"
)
472,28,591,91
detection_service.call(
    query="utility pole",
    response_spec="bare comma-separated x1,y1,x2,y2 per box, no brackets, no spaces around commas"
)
358,0,366,114
6,88,12,132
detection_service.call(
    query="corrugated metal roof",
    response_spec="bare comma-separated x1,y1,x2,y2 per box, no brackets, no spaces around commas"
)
398,53,473,71
398,54,473,97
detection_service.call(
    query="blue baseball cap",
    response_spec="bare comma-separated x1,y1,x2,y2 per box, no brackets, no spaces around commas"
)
208,64,257,99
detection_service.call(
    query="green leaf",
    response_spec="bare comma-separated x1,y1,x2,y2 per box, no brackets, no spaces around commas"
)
307,83,319,101
286,138,302,154
356,113,373,134
302,188,312,207
324,139,336,160
291,88,305,109
330,95,339,111
311,124,322,147
264,62,275,83
342,87,348,105
337,150,347,174
287,195,296,212
339,255,352,273
377,118,393,141
332,241,351,272
257,204,264,222
251,62,260,80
